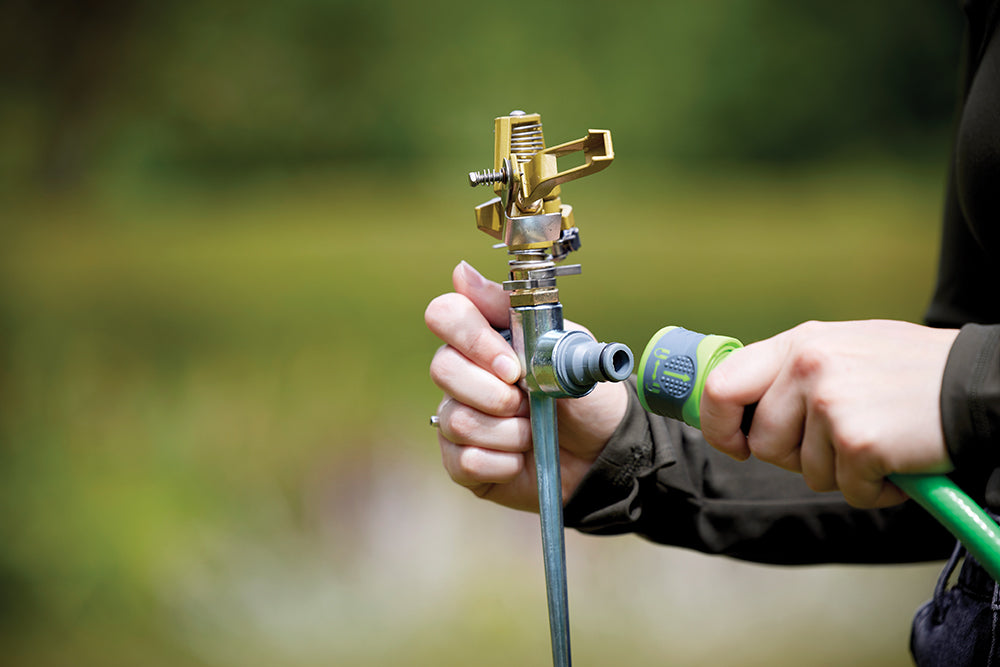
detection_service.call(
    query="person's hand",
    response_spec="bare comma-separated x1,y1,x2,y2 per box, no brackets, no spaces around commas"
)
425,261,629,512
700,320,960,508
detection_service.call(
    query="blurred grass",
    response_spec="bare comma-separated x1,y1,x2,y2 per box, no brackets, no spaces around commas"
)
0,158,946,665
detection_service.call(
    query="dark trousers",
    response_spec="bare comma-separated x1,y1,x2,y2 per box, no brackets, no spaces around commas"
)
911,540,1000,665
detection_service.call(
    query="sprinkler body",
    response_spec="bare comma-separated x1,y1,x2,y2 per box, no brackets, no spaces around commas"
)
468,111,632,667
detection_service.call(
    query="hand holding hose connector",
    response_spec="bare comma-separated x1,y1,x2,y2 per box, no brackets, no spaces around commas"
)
637,324,1000,581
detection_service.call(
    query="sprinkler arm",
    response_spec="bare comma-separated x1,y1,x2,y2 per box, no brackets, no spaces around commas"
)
522,130,614,204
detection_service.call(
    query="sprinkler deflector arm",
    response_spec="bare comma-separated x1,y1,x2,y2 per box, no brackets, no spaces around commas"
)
638,326,1000,581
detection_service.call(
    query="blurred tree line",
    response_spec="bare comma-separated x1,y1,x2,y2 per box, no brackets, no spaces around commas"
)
0,0,963,190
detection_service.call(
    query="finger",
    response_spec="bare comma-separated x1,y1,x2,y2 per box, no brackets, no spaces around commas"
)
438,400,532,452
742,369,807,472
431,346,528,417
452,261,511,330
701,336,789,459
875,480,910,508
840,477,909,509
439,435,526,487
834,452,907,508
425,292,522,384
800,411,836,492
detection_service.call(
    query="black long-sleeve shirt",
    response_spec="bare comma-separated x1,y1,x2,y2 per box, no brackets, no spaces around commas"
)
565,0,1000,565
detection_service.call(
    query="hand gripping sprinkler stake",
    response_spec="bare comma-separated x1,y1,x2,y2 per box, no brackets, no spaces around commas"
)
638,326,1000,581
468,111,633,667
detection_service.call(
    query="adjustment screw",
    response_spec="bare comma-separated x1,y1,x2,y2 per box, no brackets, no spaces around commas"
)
468,164,509,187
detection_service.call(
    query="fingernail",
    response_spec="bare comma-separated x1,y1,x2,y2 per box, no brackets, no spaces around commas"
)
493,354,521,384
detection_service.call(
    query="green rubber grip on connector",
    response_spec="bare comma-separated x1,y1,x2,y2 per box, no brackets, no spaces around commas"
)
637,325,1000,581
637,326,743,429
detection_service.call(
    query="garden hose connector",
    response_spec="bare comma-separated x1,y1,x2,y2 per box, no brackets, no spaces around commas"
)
638,326,743,429
532,329,633,398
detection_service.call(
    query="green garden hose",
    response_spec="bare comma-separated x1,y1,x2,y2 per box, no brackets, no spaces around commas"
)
890,473,1000,580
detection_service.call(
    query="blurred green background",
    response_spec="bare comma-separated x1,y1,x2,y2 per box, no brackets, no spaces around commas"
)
0,1,966,665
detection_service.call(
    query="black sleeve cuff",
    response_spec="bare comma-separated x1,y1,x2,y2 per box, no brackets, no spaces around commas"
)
941,323,1000,469
563,377,677,533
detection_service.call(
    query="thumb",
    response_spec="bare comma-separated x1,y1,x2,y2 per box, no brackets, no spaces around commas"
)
452,261,510,329
701,336,788,459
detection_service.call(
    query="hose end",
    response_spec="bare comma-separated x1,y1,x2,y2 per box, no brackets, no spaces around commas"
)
546,332,634,397
599,343,633,382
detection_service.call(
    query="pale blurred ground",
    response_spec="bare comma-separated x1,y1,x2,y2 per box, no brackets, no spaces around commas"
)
157,442,940,667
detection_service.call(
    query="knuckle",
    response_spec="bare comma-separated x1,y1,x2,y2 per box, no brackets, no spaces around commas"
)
465,326,494,359
840,482,878,509
702,369,733,405
777,450,802,473
428,345,454,387
456,447,488,480
440,438,476,485
746,438,775,463
795,320,823,336
830,427,883,486
448,407,479,441
789,343,827,381
702,373,724,404
425,294,478,343
476,380,522,416
424,294,456,329
747,438,798,470
833,423,876,458
439,437,461,480
804,473,834,493
806,384,835,420
485,386,522,416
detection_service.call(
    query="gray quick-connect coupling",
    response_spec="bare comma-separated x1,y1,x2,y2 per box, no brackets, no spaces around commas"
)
532,330,634,398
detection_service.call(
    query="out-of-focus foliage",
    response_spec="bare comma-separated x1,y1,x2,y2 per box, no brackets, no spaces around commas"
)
0,0,962,191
